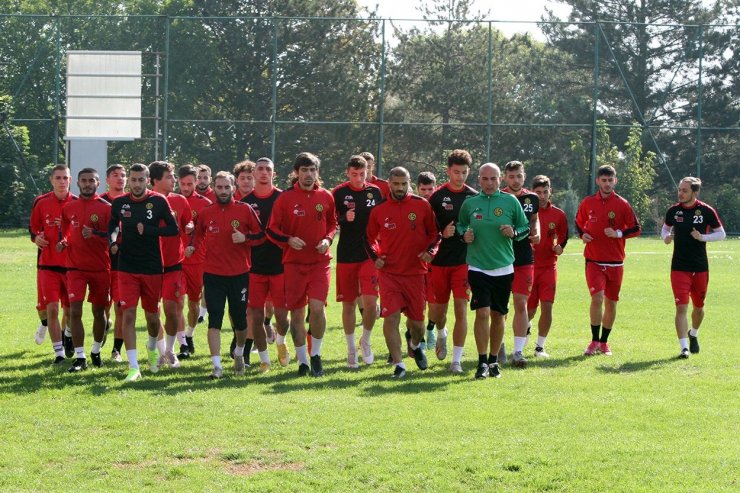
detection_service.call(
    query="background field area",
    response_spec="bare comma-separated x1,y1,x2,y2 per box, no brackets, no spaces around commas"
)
0,231,737,491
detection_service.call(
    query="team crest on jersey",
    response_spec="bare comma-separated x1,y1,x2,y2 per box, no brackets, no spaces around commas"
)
408,213,417,221
494,207,503,217
608,211,616,219
694,210,702,217
524,198,531,205
231,220,240,229
367,192,374,199
146,202,154,210
315,204,324,212
549,222,556,230
315,203,324,220
191,210,197,219
90,214,99,223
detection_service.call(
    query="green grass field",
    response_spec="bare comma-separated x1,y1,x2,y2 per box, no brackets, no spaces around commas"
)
0,229,737,492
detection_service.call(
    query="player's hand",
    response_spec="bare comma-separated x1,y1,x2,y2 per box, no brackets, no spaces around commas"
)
288,237,306,250
185,221,194,235
500,224,515,238
690,228,703,241
529,232,540,244
663,233,673,245
581,233,593,243
553,244,563,255
463,227,474,243
55,241,66,252
110,244,119,255
232,227,245,244
185,246,195,257
35,232,49,249
418,251,433,263
345,209,355,222
137,222,144,235
316,239,330,254
81,225,93,239
604,227,620,238
442,221,455,239
374,255,386,270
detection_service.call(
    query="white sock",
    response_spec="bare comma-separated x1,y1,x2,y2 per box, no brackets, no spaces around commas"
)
437,327,448,338
276,332,286,345
410,340,420,350
211,355,221,368
514,336,527,353
147,336,158,351
295,345,309,365
127,349,139,369
176,330,187,346
362,329,372,344
155,337,165,353
53,342,64,357
537,336,547,349
199,307,207,318
75,346,86,359
259,350,270,364
689,328,698,337
310,337,323,357
185,325,195,337
346,334,357,352
679,338,689,350
452,346,463,363
234,345,244,357
397,361,406,370
165,334,176,353
64,327,72,337
91,341,102,354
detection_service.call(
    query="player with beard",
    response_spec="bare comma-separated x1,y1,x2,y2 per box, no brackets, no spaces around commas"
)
196,164,216,202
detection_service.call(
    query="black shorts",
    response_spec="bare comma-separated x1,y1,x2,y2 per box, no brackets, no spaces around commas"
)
468,270,513,314
203,272,249,331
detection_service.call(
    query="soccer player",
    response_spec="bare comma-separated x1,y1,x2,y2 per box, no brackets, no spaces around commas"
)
188,171,263,378
662,177,725,358
528,175,568,358
332,155,384,368
29,164,76,364
361,151,390,199
108,163,179,382
416,171,436,200
458,163,529,380
177,164,212,357
196,164,217,202
149,161,193,369
575,164,641,356
267,152,337,377
427,150,477,373
101,164,127,362
242,157,291,368
366,166,439,378
58,168,111,371
233,160,256,201
501,160,540,368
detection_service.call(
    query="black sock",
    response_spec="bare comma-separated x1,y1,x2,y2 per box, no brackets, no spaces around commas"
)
600,327,611,343
488,353,498,365
244,338,254,354
41,319,48,327
591,324,601,341
264,317,271,326
113,338,124,352
478,354,487,365
426,321,436,332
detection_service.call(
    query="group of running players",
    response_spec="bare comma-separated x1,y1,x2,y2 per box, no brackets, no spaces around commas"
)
29,149,726,381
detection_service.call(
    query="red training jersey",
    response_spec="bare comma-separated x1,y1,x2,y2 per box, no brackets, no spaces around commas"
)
533,201,569,268
366,193,439,275
267,183,337,265
29,191,78,268
160,192,192,269
193,199,263,276
60,194,112,271
183,192,212,265
200,187,216,203
575,191,641,264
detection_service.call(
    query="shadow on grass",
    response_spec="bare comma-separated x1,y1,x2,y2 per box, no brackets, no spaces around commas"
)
595,357,679,374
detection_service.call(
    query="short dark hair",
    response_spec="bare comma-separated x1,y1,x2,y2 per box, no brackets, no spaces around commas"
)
256,157,274,167
233,160,255,178
448,149,472,167
681,176,702,192
51,164,70,174
360,151,375,164
504,160,524,173
178,164,198,179
388,166,410,180
148,161,174,183
531,175,551,190
129,163,149,176
417,171,436,186
347,155,368,170
77,167,99,179
106,164,125,177
293,152,320,172
197,164,212,176
597,164,616,177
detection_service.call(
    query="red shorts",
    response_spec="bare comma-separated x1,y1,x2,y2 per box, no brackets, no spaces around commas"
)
248,273,286,309
428,264,470,303
118,272,162,313
512,264,534,296
585,262,624,301
36,270,44,311
335,260,379,302
183,263,204,301
67,270,110,306
378,272,426,322
162,269,185,302
38,269,68,306
425,272,434,303
527,265,557,310
671,270,708,307
284,262,331,310
110,270,121,303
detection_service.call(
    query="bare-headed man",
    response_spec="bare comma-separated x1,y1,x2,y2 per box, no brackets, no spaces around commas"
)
196,164,217,202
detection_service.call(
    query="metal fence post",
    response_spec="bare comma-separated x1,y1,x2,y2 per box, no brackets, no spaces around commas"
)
589,22,600,195
696,25,704,179
486,21,493,163
162,15,170,159
53,14,61,166
377,19,386,176
270,17,278,163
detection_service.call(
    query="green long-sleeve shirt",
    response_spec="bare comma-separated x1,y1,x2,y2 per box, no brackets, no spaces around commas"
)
457,190,529,271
